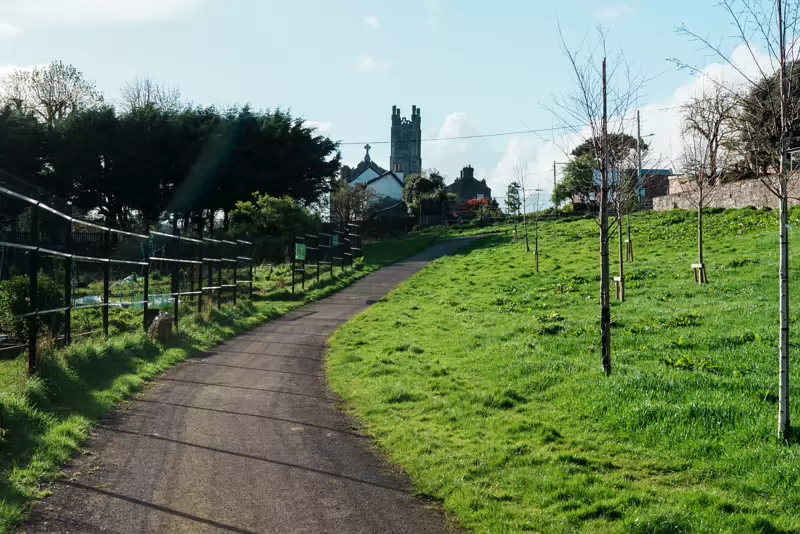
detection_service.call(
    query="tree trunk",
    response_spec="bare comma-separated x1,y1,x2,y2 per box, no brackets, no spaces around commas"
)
209,210,215,233
698,206,704,266
779,179,791,439
600,58,612,376
618,201,625,301
522,205,530,253
778,0,791,441
223,209,230,232
534,219,539,272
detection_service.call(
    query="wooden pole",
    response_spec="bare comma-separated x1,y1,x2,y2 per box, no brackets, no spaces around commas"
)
600,57,612,376
778,0,791,440
27,204,39,375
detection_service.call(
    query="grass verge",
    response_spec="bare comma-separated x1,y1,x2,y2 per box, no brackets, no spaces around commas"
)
0,233,437,533
328,207,800,533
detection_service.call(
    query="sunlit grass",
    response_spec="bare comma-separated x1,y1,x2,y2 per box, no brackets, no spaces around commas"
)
328,207,800,533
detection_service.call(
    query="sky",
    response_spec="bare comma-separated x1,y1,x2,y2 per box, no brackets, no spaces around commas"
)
0,0,761,203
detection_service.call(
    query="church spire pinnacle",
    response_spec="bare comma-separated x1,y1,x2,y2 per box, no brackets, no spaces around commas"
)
364,143,371,162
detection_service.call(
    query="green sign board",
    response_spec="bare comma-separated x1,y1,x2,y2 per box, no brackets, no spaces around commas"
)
295,243,307,261
332,234,339,247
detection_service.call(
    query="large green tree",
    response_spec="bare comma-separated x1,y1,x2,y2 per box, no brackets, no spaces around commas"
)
552,153,596,208
0,64,342,232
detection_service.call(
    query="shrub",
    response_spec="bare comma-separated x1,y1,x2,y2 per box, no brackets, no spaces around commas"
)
0,274,63,341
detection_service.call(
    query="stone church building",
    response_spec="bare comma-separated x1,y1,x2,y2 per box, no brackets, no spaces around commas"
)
341,105,422,201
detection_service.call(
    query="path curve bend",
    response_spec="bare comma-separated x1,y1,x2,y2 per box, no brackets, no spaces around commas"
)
26,237,476,534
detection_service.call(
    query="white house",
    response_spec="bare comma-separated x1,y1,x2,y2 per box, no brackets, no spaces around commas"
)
341,144,405,200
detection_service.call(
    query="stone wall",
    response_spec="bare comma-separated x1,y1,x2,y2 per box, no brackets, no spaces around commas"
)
653,175,800,211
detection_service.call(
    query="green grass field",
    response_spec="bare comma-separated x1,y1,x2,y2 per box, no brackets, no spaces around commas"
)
0,233,436,533
327,208,800,533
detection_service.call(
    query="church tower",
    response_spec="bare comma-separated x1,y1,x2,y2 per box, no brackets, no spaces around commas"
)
390,105,422,175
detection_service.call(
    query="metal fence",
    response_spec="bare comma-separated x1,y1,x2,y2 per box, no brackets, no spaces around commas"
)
291,223,362,294
0,180,254,376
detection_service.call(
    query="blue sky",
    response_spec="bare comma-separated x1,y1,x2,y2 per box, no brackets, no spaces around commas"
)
0,0,735,200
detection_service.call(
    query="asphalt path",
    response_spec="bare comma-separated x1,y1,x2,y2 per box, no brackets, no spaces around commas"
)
26,237,476,534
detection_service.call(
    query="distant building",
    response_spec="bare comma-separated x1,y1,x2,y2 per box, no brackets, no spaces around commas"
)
391,105,422,176
340,105,422,201
571,168,671,210
446,165,492,201
639,169,671,209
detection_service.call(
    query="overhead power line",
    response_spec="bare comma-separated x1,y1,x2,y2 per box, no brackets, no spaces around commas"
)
339,116,640,146
338,124,585,146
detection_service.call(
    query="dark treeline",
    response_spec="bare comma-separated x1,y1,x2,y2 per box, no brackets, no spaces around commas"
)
0,62,340,233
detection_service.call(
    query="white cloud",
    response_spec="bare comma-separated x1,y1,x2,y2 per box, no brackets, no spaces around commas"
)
306,120,332,135
363,15,379,29
596,4,633,21
0,0,202,27
356,55,390,74
423,112,502,189
0,21,18,38
486,44,775,205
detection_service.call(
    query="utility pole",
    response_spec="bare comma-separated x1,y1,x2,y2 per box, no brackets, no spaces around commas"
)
637,110,642,195
553,162,558,216
627,109,642,261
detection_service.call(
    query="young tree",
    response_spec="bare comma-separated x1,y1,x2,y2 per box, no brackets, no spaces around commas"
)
531,187,545,272
1,61,103,127
513,160,531,252
678,84,736,283
676,0,800,439
552,29,644,375
553,153,596,209
506,181,522,242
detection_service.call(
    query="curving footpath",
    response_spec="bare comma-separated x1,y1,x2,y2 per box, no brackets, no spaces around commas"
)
26,237,476,534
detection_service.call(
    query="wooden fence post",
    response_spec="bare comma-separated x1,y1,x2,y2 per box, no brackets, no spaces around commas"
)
249,243,254,300
216,244,222,308
233,240,238,305
291,235,296,295
198,229,204,314
27,203,39,376
143,232,150,332
64,221,72,345
102,229,110,338
173,233,180,330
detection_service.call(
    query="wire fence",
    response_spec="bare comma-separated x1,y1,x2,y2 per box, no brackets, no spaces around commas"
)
0,177,255,376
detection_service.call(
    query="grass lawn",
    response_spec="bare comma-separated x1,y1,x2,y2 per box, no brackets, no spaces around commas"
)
327,208,800,533
0,232,437,533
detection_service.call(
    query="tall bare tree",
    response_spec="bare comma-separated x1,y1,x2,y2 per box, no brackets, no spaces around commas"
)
552,29,644,375
676,0,800,440
678,85,736,283
1,61,103,126
531,186,545,272
513,160,531,253
119,76,182,113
